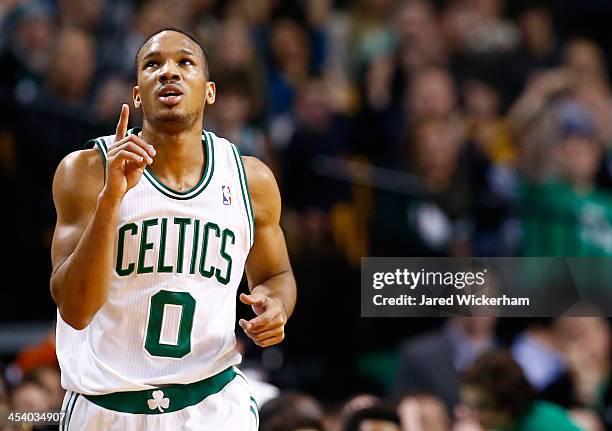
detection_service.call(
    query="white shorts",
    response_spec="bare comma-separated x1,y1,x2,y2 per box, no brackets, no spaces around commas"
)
59,367,259,430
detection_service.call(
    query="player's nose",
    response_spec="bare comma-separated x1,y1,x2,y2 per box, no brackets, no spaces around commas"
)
157,60,181,83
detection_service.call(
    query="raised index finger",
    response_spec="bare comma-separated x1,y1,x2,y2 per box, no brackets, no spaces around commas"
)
114,104,129,142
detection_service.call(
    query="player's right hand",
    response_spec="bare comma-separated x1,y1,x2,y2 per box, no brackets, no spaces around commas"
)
102,104,155,202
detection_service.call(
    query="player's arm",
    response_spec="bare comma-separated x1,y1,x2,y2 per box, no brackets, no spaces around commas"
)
239,157,296,347
50,150,118,329
50,105,154,329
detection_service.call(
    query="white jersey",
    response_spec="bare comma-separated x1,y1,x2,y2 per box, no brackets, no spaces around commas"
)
56,129,255,395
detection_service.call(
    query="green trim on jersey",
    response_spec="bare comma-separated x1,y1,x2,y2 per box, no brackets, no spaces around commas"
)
84,130,215,200
230,144,255,249
83,366,236,414
86,138,108,183
130,128,214,200
84,138,107,154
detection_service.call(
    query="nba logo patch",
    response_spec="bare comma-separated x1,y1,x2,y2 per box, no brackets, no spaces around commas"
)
222,186,232,205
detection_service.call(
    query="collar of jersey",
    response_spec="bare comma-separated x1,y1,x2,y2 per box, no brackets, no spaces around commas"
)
127,127,214,200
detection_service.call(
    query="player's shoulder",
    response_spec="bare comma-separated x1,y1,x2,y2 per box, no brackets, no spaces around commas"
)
242,156,280,224
56,148,103,180
242,155,276,194
53,147,104,204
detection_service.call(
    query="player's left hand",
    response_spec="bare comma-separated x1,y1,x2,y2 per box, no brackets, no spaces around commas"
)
238,292,287,347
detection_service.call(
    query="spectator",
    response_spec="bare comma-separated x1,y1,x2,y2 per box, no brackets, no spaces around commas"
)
11,380,53,411
372,117,471,256
283,77,350,212
542,316,612,428
12,326,57,377
393,0,448,74
208,70,272,164
0,1,54,94
344,406,401,431
510,3,561,91
56,0,107,31
462,74,517,255
520,98,612,256
394,317,497,410
347,0,396,73
211,18,265,118
27,366,64,410
266,19,311,120
460,350,581,431
45,27,96,107
563,38,608,85
511,319,565,391
94,75,138,126
0,376,8,412
397,393,452,431
328,394,381,431
406,67,459,125
101,0,190,77
260,392,326,431
455,0,520,56
281,76,353,257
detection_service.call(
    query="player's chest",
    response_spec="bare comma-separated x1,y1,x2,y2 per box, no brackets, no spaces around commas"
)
112,182,248,282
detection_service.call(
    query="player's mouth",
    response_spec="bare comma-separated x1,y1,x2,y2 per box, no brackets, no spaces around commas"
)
157,84,184,106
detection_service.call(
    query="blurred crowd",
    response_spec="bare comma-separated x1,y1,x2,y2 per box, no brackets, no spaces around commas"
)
3,0,612,429
5,0,612,267
3,315,612,430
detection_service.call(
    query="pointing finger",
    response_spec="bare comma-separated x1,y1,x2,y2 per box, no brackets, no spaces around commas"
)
239,293,268,307
114,104,129,142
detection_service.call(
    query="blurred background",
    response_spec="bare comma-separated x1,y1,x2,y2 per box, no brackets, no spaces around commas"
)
2,0,612,430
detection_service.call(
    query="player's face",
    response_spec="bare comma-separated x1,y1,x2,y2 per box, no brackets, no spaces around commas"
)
133,31,215,127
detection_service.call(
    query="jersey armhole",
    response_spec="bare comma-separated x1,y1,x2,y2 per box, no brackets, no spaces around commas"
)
84,138,108,183
230,144,255,251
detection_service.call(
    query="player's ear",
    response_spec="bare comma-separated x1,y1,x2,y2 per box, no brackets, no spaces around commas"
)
133,86,141,109
205,82,216,105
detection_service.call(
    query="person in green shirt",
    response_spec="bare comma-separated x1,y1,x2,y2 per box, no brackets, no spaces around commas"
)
521,99,612,257
460,350,581,431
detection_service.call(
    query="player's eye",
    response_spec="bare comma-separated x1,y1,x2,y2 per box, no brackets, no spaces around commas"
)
144,61,158,69
179,58,194,66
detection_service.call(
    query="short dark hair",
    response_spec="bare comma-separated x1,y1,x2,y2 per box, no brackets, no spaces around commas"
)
135,28,210,79
344,406,401,431
460,350,535,417
259,392,324,427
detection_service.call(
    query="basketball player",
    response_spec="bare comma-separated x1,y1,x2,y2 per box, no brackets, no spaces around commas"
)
50,29,296,430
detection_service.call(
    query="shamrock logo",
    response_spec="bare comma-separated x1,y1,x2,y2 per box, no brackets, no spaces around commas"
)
147,390,170,413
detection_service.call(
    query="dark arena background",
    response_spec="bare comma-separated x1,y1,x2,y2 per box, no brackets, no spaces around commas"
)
2,0,612,430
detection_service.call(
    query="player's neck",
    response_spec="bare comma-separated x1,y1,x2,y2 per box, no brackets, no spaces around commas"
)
140,121,205,189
